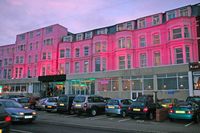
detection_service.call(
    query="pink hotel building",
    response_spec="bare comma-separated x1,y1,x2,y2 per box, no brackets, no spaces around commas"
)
0,4,200,100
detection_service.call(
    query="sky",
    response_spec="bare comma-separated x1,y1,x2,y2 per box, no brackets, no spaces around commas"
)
0,0,199,46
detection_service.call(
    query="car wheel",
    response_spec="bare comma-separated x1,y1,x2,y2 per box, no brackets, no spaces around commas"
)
149,112,154,120
91,108,97,116
121,111,126,118
195,114,200,123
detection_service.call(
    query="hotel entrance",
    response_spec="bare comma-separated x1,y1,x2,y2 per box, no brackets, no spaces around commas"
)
68,78,95,95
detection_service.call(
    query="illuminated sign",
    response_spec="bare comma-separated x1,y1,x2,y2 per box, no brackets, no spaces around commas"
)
189,62,200,71
0,85,2,93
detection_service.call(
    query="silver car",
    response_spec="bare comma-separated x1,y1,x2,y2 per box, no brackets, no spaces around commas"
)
35,98,48,111
45,97,58,112
72,95,106,116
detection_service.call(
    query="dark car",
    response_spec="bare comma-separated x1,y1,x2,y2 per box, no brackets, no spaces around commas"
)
0,99,37,122
168,102,200,123
127,95,157,120
57,95,75,114
72,95,106,116
0,103,11,133
105,98,133,117
186,96,200,105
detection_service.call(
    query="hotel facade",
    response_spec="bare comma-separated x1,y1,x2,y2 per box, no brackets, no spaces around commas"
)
0,4,200,100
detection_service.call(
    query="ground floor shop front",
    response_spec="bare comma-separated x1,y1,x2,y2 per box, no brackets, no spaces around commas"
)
1,64,200,100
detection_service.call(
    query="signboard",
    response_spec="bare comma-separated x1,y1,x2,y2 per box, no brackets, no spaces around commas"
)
0,85,2,93
189,62,200,71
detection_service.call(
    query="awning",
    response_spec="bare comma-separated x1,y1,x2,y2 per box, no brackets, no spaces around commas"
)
38,74,66,82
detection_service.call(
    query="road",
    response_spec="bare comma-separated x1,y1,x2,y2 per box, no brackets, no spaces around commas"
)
10,111,200,133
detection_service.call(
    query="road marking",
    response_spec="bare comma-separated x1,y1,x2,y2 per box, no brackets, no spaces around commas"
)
64,115,77,118
118,118,131,122
108,117,114,120
11,129,33,133
90,116,107,120
185,122,194,127
136,120,144,123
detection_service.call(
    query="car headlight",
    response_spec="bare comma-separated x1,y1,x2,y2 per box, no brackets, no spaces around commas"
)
32,112,37,115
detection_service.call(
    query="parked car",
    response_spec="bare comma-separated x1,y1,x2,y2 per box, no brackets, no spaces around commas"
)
186,96,200,105
0,103,11,133
105,98,133,118
0,99,37,122
127,95,158,120
12,96,39,109
168,102,200,123
45,97,58,112
72,95,106,116
57,95,75,114
35,98,48,111
158,98,178,109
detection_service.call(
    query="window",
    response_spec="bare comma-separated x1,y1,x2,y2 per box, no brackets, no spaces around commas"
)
3,69,7,79
48,52,51,59
18,45,25,51
85,31,92,39
42,53,46,60
84,47,89,56
16,56,19,64
140,53,147,67
185,46,190,63
36,41,38,49
65,62,70,74
46,26,53,34
75,48,80,57
153,34,160,44
76,33,83,41
29,43,32,50
127,55,131,69
19,68,23,78
127,38,132,48
102,58,106,71
35,55,38,63
28,67,31,77
29,32,33,38
47,65,50,75
36,30,41,36
140,36,146,47
95,42,101,53
175,48,183,64
4,59,8,66
28,55,31,63
34,66,37,77
8,69,11,79
84,61,89,73
173,28,182,39
102,42,107,52
95,57,101,72
180,7,188,17
0,60,2,67
19,34,25,41
152,15,160,25
60,49,65,58
119,56,125,69
154,52,160,66
19,56,24,64
168,11,176,20
118,38,125,48
127,21,133,30
97,28,108,35
15,68,18,78
8,58,12,65
59,64,65,74
42,67,45,76
44,38,53,45
75,62,80,73
66,49,70,58
184,26,190,38
63,36,73,42
138,19,146,29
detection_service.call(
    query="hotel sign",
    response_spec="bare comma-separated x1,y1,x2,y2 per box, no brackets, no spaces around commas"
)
189,62,200,71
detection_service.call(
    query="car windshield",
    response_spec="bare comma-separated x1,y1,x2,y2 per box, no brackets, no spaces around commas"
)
161,99,172,103
58,96,68,102
1,100,23,108
176,102,193,108
18,98,29,103
48,98,57,102
73,96,86,103
107,99,119,105
187,97,200,103
131,101,146,107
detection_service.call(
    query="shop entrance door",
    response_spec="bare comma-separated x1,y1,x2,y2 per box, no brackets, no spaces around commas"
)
131,91,143,100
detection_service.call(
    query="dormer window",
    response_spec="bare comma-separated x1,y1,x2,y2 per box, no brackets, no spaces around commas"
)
19,34,25,41
76,33,83,41
85,31,93,39
152,15,160,25
180,7,188,17
97,28,108,35
63,36,73,42
46,26,53,34
138,19,146,29
117,21,134,31
167,11,176,20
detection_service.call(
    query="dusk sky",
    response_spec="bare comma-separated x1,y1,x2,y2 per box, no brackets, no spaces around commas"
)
0,0,199,46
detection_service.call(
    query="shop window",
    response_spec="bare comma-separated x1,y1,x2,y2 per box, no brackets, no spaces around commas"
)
194,76,200,90
144,78,153,90
131,78,142,90
112,78,119,91
122,79,131,91
178,74,188,89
